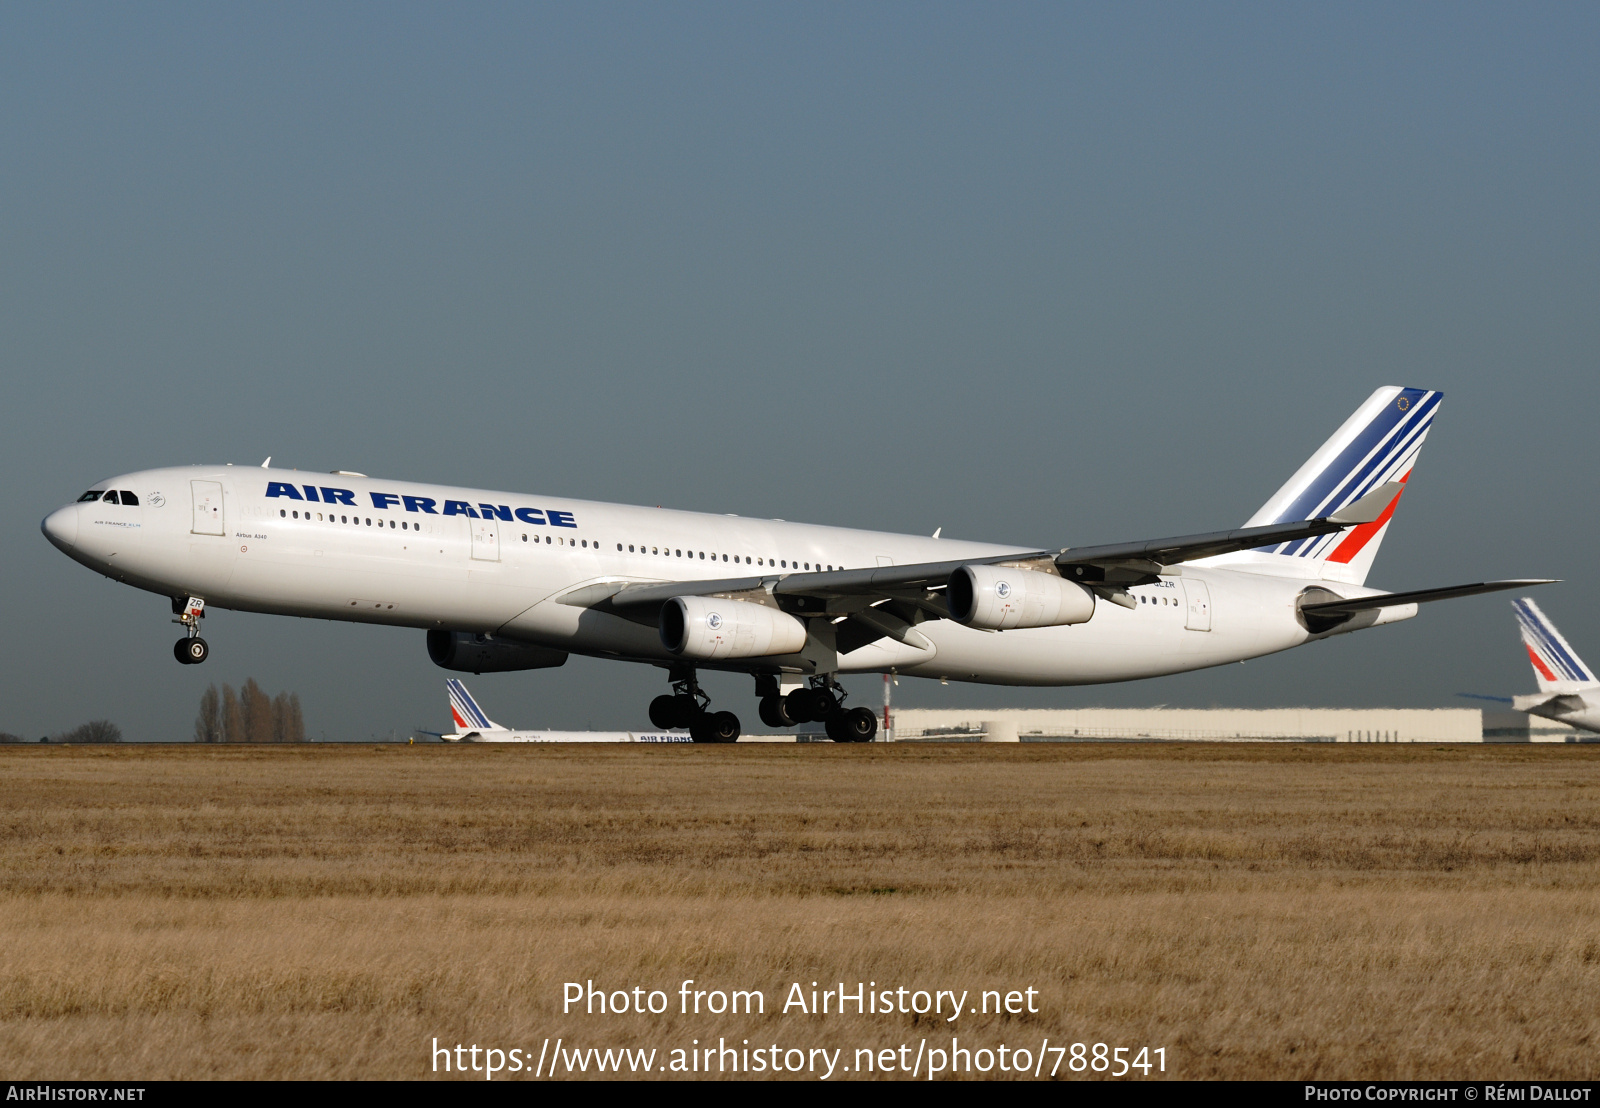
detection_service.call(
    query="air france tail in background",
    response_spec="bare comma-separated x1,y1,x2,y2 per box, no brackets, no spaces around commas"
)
440,679,692,743
1510,599,1600,734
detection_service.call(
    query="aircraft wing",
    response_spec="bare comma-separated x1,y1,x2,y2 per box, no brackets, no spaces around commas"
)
599,481,1410,644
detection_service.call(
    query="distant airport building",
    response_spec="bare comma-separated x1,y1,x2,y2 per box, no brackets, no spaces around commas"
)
885,707,1591,744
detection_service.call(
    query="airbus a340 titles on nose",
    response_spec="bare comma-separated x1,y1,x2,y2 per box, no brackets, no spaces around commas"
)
43,386,1549,742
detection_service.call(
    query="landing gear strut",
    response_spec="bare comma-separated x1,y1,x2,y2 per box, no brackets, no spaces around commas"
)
651,667,740,743
171,596,209,665
756,674,877,742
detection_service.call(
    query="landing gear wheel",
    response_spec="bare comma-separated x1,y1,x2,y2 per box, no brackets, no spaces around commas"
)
758,695,793,729
784,688,820,723
688,712,714,743
175,637,209,665
649,695,680,730
826,706,877,742
709,711,741,743
844,705,878,742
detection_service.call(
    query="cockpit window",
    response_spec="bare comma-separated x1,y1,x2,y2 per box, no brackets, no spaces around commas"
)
102,490,120,505
77,491,103,502
119,491,139,506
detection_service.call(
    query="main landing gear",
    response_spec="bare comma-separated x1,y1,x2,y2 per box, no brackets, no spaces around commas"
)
649,668,741,743
171,596,210,666
756,675,877,743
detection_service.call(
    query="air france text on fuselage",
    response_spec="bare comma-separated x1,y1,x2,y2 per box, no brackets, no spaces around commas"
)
265,483,576,527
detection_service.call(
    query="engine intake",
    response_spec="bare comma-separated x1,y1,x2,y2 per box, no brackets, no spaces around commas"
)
660,596,809,660
427,630,568,673
947,565,1095,630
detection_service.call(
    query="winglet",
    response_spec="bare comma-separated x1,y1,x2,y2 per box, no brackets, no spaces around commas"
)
1329,480,1404,525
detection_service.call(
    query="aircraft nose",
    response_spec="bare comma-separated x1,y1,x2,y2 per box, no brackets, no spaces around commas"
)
42,505,78,551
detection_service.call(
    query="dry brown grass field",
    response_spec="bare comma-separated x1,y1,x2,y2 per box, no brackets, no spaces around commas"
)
1,742,1598,1081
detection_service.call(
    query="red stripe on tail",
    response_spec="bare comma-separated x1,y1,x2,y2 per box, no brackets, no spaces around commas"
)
1326,471,1410,564
1526,643,1560,683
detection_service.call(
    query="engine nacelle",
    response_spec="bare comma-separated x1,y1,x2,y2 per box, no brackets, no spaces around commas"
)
427,630,569,673
947,565,1096,630
660,595,809,660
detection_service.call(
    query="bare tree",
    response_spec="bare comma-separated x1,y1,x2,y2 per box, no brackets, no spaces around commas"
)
241,679,273,744
194,685,221,743
283,693,305,742
271,692,289,743
55,721,121,743
222,685,244,743
0,732,22,744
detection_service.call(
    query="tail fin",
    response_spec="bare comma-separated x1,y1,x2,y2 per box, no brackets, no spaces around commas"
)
447,679,504,732
1512,598,1596,693
1217,385,1441,585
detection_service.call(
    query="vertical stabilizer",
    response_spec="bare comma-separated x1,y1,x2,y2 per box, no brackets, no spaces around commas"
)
1512,598,1597,694
447,679,505,732
1209,385,1440,585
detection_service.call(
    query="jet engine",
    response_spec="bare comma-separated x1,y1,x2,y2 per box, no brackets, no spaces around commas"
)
426,630,568,673
947,565,1096,630
660,595,809,660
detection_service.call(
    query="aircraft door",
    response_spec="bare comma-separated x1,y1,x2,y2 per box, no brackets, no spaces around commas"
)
190,480,224,535
471,517,500,562
1182,579,1212,631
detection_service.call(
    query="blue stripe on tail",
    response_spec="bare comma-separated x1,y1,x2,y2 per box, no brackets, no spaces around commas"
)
447,679,494,729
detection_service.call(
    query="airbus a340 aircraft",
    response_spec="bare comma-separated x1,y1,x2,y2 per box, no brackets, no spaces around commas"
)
42,385,1547,743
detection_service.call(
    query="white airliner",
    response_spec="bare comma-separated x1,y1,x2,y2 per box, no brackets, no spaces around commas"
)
427,678,692,743
42,385,1548,743
1505,599,1600,734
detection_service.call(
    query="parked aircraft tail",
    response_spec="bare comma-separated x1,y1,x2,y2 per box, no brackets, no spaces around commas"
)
1210,385,1440,585
447,678,505,732
1513,598,1597,694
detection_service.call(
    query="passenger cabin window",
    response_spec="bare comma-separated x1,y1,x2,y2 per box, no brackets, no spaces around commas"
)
77,491,103,502
102,491,119,504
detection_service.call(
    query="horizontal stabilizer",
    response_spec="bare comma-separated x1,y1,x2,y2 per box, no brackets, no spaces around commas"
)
1300,579,1557,617
1519,693,1590,714
1456,692,1514,704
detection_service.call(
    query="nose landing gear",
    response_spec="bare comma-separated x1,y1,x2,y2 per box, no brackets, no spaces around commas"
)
650,667,741,743
172,596,210,665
